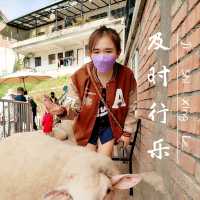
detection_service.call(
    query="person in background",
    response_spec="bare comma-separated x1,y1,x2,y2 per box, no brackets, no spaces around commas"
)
14,87,26,102
24,90,38,130
14,87,26,132
41,107,53,135
57,58,61,70
50,92,58,104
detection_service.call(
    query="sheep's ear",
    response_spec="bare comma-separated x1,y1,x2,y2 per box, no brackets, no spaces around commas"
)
111,174,142,189
43,187,72,200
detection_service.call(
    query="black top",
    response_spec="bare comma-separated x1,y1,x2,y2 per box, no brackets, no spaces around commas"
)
14,95,27,102
95,88,110,128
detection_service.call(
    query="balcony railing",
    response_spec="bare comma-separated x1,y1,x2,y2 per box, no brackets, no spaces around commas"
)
12,17,124,49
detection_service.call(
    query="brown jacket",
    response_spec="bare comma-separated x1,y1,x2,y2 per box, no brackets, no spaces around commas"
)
63,61,137,146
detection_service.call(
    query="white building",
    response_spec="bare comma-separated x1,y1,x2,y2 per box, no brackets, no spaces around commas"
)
0,10,16,76
5,0,126,75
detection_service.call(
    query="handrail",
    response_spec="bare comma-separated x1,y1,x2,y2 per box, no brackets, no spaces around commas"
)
0,99,32,139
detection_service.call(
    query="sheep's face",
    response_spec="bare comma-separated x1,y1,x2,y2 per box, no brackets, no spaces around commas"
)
44,173,141,200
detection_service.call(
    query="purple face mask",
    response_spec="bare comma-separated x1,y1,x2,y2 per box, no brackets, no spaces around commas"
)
92,54,116,73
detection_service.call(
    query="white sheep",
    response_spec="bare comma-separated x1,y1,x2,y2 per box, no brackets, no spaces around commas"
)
0,134,141,200
52,120,76,144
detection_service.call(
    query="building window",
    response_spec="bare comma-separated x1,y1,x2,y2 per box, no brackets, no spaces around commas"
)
48,54,56,64
65,50,73,58
58,52,63,59
24,57,30,68
64,50,74,66
35,57,41,67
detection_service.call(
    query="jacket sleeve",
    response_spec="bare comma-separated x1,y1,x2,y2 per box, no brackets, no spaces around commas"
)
123,82,138,135
60,77,81,120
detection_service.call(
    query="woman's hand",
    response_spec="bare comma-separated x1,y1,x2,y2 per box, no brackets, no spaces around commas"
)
44,95,65,115
118,133,131,147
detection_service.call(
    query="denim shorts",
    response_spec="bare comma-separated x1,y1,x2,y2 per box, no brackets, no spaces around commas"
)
88,126,113,145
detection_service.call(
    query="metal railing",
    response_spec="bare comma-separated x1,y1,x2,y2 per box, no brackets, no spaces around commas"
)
0,99,32,139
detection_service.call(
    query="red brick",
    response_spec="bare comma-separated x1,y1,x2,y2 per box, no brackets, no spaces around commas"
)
141,136,154,150
179,151,196,175
168,66,177,81
141,118,155,130
137,88,155,101
184,27,200,52
138,81,151,94
167,113,177,129
182,136,200,158
179,117,200,135
137,99,153,109
140,0,158,48
134,147,155,171
139,55,157,82
173,182,191,200
170,29,179,49
169,47,176,65
168,160,200,200
137,109,149,119
167,96,199,113
188,0,200,11
139,48,155,75
171,0,182,17
181,1,200,37
165,128,181,148
195,162,200,184
171,1,187,33
191,70,200,92
169,45,185,65
168,145,178,162
168,80,177,96
169,51,200,81
191,96,200,113
168,70,200,95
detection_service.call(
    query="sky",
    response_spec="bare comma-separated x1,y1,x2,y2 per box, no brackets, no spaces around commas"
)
0,0,61,21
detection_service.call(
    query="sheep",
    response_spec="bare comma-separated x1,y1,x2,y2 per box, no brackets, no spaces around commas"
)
0,133,141,200
52,120,76,144
30,119,76,144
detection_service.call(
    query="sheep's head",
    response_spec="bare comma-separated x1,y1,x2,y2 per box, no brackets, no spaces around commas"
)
43,150,141,200
43,172,141,200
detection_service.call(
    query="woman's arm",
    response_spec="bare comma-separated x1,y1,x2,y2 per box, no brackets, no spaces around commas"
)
59,78,81,120
43,77,81,120
123,89,138,136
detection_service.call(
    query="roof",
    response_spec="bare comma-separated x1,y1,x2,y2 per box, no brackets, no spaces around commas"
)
7,0,126,30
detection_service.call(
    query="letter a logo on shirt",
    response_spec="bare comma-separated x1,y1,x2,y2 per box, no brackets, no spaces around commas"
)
112,88,126,108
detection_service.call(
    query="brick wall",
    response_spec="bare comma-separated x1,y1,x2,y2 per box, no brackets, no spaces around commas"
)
125,0,200,199
132,0,161,172
167,0,200,199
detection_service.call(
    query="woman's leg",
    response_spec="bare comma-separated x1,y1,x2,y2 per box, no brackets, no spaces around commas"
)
97,139,114,158
86,143,97,152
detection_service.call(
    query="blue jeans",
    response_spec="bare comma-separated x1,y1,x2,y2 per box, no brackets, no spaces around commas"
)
88,126,113,145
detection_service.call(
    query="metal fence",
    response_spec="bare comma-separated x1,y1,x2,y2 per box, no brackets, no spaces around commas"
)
0,99,32,139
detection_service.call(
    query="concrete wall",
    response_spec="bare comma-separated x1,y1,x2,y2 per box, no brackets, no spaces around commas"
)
0,46,16,74
0,35,16,74
28,44,91,69
125,0,200,199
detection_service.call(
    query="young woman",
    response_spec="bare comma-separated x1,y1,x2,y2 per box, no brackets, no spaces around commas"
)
44,26,137,157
